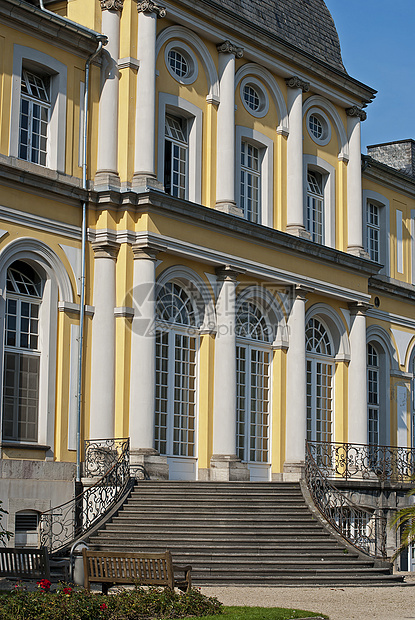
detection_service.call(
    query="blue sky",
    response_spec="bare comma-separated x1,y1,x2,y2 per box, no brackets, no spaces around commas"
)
323,1,415,150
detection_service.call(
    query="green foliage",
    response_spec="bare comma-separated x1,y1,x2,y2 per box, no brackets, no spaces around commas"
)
390,486,415,562
0,501,12,547
0,584,223,620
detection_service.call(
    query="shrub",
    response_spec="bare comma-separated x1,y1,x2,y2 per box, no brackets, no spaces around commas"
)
0,584,223,620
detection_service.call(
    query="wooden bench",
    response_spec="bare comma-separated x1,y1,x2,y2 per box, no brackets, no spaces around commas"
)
0,547,51,581
82,549,192,594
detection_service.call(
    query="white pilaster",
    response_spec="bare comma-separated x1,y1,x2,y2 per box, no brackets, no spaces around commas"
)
95,1,123,188
211,266,248,480
215,41,244,217
89,241,119,439
348,303,369,444
132,1,165,190
346,106,368,257
284,288,308,478
129,242,168,478
285,76,310,239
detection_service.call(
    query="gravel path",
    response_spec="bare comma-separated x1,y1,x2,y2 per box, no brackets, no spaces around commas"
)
201,576,415,620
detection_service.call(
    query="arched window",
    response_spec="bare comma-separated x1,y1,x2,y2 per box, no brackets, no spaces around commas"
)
2,261,43,442
306,317,334,443
367,343,380,446
155,283,200,458
236,301,272,464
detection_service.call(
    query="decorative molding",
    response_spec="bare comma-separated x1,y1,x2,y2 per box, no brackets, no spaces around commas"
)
216,40,244,58
215,265,244,282
114,306,135,318
132,240,166,260
137,0,166,17
348,301,372,316
346,106,367,121
100,0,124,10
58,301,95,316
285,76,310,92
91,241,120,260
118,57,140,71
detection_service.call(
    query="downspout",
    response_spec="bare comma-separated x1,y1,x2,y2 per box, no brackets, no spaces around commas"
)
75,41,103,483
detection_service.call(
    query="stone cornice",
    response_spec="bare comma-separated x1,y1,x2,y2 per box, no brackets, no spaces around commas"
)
216,40,244,58
369,275,415,303
137,0,166,17
101,0,124,10
346,106,367,121
0,0,106,55
285,76,310,92
362,155,415,199
88,189,381,283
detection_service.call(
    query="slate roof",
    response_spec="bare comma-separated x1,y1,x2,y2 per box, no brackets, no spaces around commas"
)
211,0,346,73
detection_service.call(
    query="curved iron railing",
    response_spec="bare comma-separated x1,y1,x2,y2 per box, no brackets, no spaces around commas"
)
84,437,130,478
307,440,415,483
39,438,131,555
305,441,387,558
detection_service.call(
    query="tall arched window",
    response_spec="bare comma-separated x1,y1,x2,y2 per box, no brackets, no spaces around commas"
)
236,301,272,464
2,261,43,442
155,282,200,458
306,317,334,443
367,343,380,446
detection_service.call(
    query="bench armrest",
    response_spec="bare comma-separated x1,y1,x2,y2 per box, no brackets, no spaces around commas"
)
172,564,192,592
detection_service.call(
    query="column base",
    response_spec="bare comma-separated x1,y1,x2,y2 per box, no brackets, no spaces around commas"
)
130,448,169,480
285,224,311,240
215,201,244,218
283,460,305,482
132,173,164,192
209,454,250,481
94,171,121,190
347,245,370,259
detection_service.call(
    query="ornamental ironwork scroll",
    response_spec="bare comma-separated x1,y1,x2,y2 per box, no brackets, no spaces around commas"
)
305,441,387,558
307,440,415,483
84,437,130,478
39,438,131,555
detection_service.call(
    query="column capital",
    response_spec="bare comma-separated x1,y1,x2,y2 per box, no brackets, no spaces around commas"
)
216,40,244,58
100,0,124,10
215,265,244,282
132,241,166,260
293,284,313,302
91,240,120,259
346,106,367,121
137,0,166,17
348,301,372,316
285,76,310,92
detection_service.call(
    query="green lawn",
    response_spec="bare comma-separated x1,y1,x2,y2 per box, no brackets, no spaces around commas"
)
184,606,327,619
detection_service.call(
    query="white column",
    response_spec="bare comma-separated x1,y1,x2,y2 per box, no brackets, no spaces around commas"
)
215,41,243,217
284,288,308,478
346,106,367,257
89,241,119,439
95,0,123,187
211,266,248,480
132,1,165,190
129,242,168,478
348,303,369,444
285,76,310,238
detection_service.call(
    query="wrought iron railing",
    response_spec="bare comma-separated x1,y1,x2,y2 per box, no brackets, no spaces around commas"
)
84,437,130,478
307,440,415,483
305,441,387,558
39,438,131,555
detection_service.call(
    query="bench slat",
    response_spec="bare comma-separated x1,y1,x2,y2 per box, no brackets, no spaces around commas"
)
0,548,51,581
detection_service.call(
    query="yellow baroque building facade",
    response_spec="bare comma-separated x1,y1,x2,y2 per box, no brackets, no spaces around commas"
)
1,0,415,561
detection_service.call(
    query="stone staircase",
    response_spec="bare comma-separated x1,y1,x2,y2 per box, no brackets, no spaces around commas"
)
88,481,404,586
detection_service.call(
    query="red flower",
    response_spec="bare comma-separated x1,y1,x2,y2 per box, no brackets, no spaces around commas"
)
63,587,72,594
100,603,108,610
37,579,51,592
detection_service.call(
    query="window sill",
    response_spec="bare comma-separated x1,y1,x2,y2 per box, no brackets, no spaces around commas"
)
1,442,50,451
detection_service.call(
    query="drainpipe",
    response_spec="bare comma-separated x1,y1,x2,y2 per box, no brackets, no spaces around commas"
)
75,41,103,484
